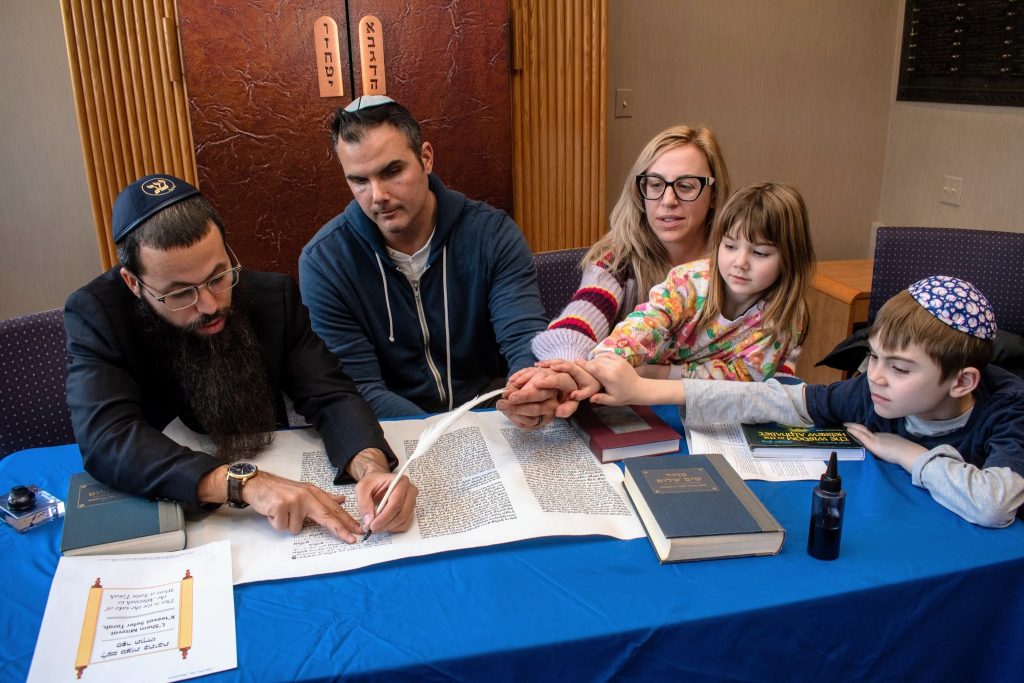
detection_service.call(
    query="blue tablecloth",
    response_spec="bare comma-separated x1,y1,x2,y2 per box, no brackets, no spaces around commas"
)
2,408,1023,681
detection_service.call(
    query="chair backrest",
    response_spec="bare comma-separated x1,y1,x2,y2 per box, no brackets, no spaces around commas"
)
0,309,75,458
533,247,588,320
870,227,1024,335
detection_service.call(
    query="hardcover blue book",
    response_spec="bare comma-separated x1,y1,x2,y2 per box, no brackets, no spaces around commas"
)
622,453,785,562
60,471,186,556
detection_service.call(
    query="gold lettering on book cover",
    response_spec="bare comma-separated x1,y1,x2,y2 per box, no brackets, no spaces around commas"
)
643,468,719,495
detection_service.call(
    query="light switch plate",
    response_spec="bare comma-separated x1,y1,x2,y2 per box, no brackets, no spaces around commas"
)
942,175,963,206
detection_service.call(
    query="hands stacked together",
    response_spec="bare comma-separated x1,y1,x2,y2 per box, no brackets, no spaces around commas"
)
497,354,653,430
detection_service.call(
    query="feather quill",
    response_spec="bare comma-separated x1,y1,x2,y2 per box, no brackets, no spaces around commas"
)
373,388,505,515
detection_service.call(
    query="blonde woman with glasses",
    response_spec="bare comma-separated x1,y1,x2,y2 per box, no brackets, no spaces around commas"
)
531,124,731,361
498,125,729,429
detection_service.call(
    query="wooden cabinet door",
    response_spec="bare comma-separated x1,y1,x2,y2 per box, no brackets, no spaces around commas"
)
177,0,512,277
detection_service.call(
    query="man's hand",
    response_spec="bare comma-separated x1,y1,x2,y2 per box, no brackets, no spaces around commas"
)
845,423,927,472
497,366,579,429
199,466,366,543
347,448,418,534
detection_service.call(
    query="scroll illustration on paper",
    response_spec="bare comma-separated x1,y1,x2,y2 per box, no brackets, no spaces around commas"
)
72,570,195,678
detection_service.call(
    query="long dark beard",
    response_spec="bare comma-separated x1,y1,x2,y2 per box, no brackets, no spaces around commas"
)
133,295,277,460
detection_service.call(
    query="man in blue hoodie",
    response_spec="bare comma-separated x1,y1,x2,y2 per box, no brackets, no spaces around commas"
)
300,96,549,419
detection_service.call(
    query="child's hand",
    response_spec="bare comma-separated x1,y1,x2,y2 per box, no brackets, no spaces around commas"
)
845,423,927,472
498,366,580,428
576,354,646,406
536,359,601,405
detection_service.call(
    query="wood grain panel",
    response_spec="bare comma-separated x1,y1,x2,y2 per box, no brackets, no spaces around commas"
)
796,259,874,385
178,0,512,277
346,0,514,217
511,0,607,252
61,0,196,270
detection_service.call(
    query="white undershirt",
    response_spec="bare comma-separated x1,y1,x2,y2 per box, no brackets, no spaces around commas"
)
904,408,972,437
386,230,435,281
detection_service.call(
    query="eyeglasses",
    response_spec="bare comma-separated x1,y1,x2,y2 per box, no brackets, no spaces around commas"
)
133,245,242,311
636,174,715,202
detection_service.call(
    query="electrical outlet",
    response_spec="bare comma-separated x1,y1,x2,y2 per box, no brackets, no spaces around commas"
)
941,175,963,206
614,88,633,118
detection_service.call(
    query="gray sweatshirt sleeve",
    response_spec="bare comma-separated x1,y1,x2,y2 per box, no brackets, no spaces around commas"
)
680,378,813,427
683,379,1024,527
912,446,1024,528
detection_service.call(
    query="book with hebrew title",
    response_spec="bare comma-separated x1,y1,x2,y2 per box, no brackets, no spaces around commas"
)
569,402,681,462
742,422,865,461
60,471,186,556
622,453,785,563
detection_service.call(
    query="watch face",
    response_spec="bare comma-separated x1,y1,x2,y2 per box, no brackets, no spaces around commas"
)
228,462,257,477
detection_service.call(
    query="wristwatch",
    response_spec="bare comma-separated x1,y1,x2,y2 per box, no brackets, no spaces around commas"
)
226,462,258,508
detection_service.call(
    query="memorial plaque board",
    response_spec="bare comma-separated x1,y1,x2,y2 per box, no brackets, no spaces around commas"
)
897,0,1023,106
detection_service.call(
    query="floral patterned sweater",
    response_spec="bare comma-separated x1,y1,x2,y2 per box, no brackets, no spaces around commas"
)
591,259,801,380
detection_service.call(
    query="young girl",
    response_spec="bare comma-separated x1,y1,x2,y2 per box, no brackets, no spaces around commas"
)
531,124,731,361
586,182,816,381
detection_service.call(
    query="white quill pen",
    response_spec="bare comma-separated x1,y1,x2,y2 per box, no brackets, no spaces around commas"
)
373,388,506,515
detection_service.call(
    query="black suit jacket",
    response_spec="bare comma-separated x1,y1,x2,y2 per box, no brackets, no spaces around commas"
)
65,267,395,510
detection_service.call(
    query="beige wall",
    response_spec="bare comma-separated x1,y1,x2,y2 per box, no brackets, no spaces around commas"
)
607,0,1024,261
607,0,899,261
878,4,1024,232
0,2,99,320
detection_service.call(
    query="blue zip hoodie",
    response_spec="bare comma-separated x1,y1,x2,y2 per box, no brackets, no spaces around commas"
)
300,173,548,417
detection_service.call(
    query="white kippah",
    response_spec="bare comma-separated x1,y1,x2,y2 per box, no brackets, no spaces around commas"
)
344,95,395,112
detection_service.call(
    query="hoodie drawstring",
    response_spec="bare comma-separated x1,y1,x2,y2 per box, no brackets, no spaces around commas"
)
441,247,453,411
375,253,395,342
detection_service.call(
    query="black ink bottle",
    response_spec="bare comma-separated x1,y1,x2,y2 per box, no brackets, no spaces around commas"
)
807,451,845,560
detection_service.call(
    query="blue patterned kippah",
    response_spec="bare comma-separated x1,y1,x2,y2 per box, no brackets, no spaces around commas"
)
112,174,200,243
907,275,997,340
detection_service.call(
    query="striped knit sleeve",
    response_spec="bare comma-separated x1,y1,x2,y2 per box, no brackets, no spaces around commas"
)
592,263,704,366
531,262,626,360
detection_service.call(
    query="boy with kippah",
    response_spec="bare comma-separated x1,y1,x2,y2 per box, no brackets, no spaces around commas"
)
539,276,1024,527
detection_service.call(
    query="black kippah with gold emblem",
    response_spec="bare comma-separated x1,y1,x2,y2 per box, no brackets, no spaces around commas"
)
111,173,200,243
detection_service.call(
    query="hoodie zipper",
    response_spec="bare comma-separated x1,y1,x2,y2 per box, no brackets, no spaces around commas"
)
409,278,447,404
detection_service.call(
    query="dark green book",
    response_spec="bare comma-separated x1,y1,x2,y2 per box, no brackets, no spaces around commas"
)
60,472,186,556
742,422,865,461
623,453,785,563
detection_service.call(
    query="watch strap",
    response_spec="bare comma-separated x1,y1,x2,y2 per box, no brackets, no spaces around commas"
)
227,474,248,508
226,464,256,509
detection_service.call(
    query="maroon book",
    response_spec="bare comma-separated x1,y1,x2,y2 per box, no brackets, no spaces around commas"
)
569,403,681,463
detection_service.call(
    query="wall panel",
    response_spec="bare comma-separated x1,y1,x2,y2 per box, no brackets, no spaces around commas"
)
61,0,196,270
177,0,513,276
512,0,607,252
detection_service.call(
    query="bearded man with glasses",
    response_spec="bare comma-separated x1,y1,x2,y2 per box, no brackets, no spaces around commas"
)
64,174,417,543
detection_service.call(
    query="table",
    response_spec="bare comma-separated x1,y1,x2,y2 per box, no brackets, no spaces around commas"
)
3,407,1023,682
796,259,874,385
